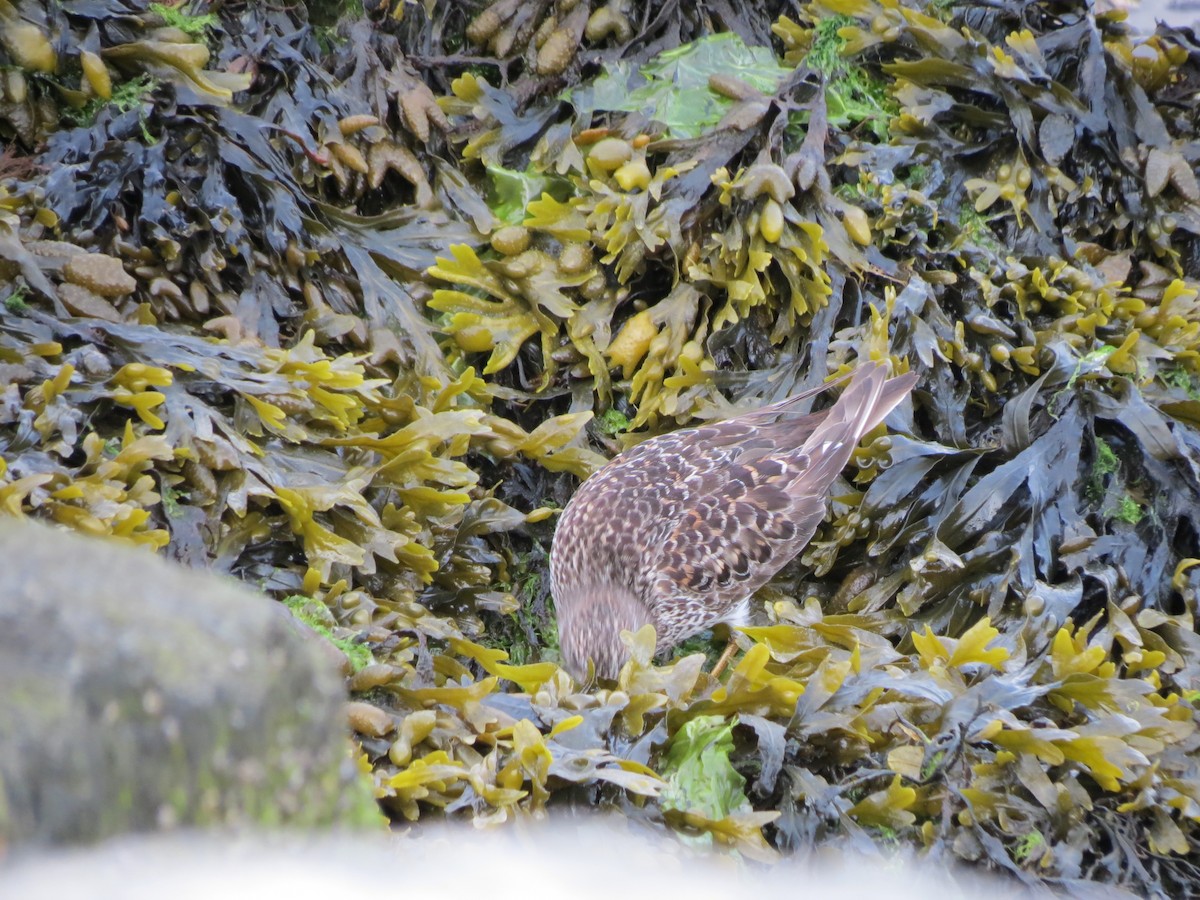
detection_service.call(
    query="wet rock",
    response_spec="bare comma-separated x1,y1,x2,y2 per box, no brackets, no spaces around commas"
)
0,518,381,849
62,253,136,298
58,283,122,323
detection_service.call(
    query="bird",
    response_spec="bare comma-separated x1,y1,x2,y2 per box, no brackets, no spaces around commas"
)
550,361,918,681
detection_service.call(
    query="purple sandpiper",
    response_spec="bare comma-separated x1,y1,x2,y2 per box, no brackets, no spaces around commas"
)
550,362,917,680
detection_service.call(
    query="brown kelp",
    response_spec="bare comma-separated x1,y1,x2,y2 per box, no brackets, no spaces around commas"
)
2,0,1200,893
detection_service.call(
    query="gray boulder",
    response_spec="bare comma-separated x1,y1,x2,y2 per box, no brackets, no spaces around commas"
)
0,518,381,848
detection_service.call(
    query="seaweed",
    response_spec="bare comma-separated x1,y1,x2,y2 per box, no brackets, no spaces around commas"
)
3,0,1200,893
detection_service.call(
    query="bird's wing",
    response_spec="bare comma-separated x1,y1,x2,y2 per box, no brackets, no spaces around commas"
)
613,372,849,470
644,437,830,637
644,364,916,638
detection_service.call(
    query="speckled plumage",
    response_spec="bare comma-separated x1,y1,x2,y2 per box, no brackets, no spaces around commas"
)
550,363,918,680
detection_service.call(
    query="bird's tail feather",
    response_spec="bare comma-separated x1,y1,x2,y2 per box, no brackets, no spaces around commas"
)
793,363,916,487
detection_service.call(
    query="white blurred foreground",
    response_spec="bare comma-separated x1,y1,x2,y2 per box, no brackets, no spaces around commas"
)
0,816,1096,900
1105,0,1200,31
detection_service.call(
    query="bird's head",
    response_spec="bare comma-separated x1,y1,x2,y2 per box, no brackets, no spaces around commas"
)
556,582,652,682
